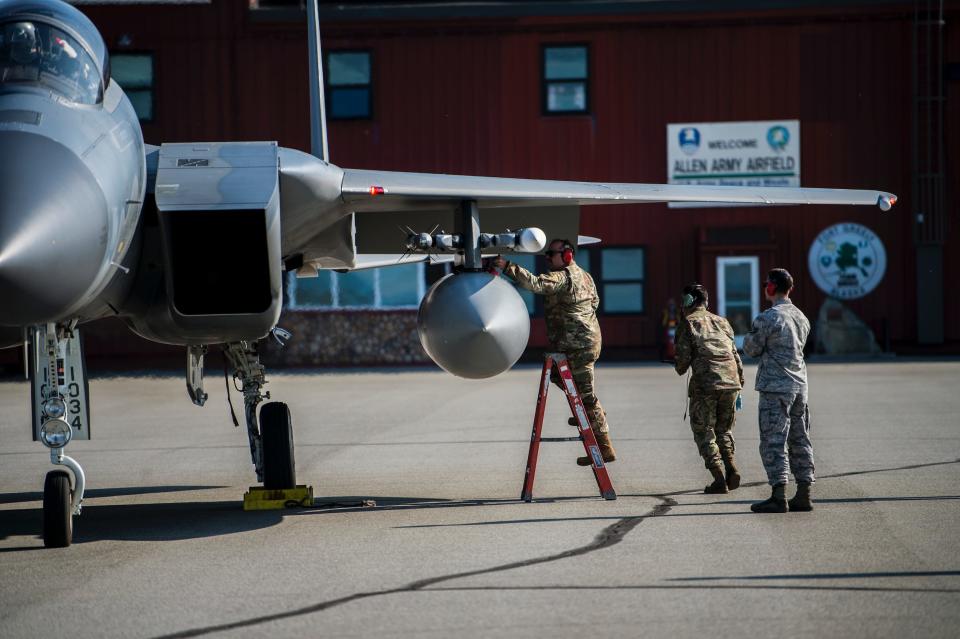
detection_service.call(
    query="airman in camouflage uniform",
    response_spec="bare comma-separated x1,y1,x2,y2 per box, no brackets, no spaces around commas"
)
495,240,615,465
674,284,744,494
743,268,815,513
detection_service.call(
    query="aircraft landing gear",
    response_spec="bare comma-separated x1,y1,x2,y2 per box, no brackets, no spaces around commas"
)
260,402,295,489
43,470,72,547
29,323,89,548
223,341,296,489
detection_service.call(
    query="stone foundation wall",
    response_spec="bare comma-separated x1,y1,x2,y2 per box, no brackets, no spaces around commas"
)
261,310,432,367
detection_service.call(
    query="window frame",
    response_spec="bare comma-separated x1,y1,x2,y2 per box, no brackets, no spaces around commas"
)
285,262,426,311
596,245,646,316
324,48,373,121
108,50,155,123
541,43,590,116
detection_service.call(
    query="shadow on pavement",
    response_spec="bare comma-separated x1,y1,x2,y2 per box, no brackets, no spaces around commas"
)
291,494,621,517
0,500,283,547
0,485,227,505
668,570,960,581
396,514,628,529
683,495,960,507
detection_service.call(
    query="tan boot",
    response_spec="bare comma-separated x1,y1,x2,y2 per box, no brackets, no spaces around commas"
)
704,466,728,494
722,454,741,490
577,432,617,466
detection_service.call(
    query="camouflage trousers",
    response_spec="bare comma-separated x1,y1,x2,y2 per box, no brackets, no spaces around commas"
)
758,390,815,486
688,389,737,469
551,347,608,434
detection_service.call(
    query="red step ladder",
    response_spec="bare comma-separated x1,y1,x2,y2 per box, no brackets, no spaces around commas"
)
521,353,617,502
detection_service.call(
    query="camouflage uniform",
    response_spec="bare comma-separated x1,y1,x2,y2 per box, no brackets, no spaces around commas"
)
674,307,743,469
503,261,607,433
743,298,814,486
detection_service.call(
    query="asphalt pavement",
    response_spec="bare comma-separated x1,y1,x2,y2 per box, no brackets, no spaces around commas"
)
1,360,958,638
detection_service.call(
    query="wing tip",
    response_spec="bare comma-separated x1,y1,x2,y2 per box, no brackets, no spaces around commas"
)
878,193,897,211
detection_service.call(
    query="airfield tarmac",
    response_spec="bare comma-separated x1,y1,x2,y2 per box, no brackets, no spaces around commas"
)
0,360,958,638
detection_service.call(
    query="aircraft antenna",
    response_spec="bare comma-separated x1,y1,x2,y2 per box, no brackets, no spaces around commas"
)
307,0,330,162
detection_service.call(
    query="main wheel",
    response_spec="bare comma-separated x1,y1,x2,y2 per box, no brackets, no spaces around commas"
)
43,470,72,548
260,401,296,489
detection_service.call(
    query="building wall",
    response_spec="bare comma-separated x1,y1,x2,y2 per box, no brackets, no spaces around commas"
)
49,1,958,369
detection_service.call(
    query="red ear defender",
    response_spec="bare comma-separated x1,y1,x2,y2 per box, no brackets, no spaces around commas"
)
765,281,777,297
562,249,573,265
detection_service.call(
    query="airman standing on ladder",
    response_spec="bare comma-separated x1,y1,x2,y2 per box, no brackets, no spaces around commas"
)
674,283,744,493
495,239,616,465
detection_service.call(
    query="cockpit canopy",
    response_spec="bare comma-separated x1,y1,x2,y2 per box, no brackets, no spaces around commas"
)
0,0,109,105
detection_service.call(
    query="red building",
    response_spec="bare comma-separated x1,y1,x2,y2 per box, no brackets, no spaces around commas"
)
14,0,959,369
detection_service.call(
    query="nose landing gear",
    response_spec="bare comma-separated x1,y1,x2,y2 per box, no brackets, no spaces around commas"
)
29,323,90,548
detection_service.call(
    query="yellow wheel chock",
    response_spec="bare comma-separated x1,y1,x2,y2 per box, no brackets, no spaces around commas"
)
242,485,314,511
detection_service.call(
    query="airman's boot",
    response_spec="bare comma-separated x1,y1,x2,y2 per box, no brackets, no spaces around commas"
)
750,484,787,513
722,453,741,490
704,466,728,494
788,481,813,512
577,431,616,466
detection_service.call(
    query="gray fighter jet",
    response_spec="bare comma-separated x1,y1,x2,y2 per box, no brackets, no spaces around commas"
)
0,0,896,547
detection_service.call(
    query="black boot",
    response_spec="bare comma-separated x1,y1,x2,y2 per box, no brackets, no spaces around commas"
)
750,484,787,513
722,454,741,490
788,481,813,512
704,466,728,494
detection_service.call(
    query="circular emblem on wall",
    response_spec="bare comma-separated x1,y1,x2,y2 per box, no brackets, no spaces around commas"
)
808,222,886,299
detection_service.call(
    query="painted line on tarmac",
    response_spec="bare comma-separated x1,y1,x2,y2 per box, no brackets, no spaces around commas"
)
429,584,960,594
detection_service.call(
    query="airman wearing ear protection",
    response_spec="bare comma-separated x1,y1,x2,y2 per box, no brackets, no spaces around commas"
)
494,240,615,465
674,283,744,493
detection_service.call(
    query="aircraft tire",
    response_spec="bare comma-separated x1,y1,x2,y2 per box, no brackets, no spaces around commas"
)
261,401,296,490
43,470,72,548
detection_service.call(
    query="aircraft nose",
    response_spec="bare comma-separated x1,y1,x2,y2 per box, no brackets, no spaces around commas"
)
0,130,109,326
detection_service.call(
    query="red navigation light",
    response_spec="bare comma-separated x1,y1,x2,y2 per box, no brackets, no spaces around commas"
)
369,186,385,196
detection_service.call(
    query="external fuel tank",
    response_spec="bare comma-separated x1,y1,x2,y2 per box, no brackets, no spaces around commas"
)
417,271,530,379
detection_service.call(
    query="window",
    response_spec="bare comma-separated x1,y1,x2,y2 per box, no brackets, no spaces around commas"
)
499,249,594,316
599,247,644,314
716,256,759,349
577,247,592,274
110,53,153,121
542,44,589,115
1,21,103,105
505,254,538,315
325,50,371,120
287,262,426,309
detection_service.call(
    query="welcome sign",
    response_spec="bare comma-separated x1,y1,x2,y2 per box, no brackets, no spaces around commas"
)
666,120,800,207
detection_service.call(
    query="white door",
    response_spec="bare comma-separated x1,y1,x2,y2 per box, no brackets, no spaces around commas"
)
716,256,759,349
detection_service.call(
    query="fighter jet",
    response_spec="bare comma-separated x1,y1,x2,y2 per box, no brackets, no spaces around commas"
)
0,0,897,547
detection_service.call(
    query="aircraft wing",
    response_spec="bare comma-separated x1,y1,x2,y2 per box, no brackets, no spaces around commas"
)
341,168,897,212
276,149,896,270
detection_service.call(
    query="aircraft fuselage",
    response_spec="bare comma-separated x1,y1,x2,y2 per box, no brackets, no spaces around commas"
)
0,0,145,334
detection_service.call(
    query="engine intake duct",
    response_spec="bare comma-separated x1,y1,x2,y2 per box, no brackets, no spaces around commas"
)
130,142,282,345
165,209,272,315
